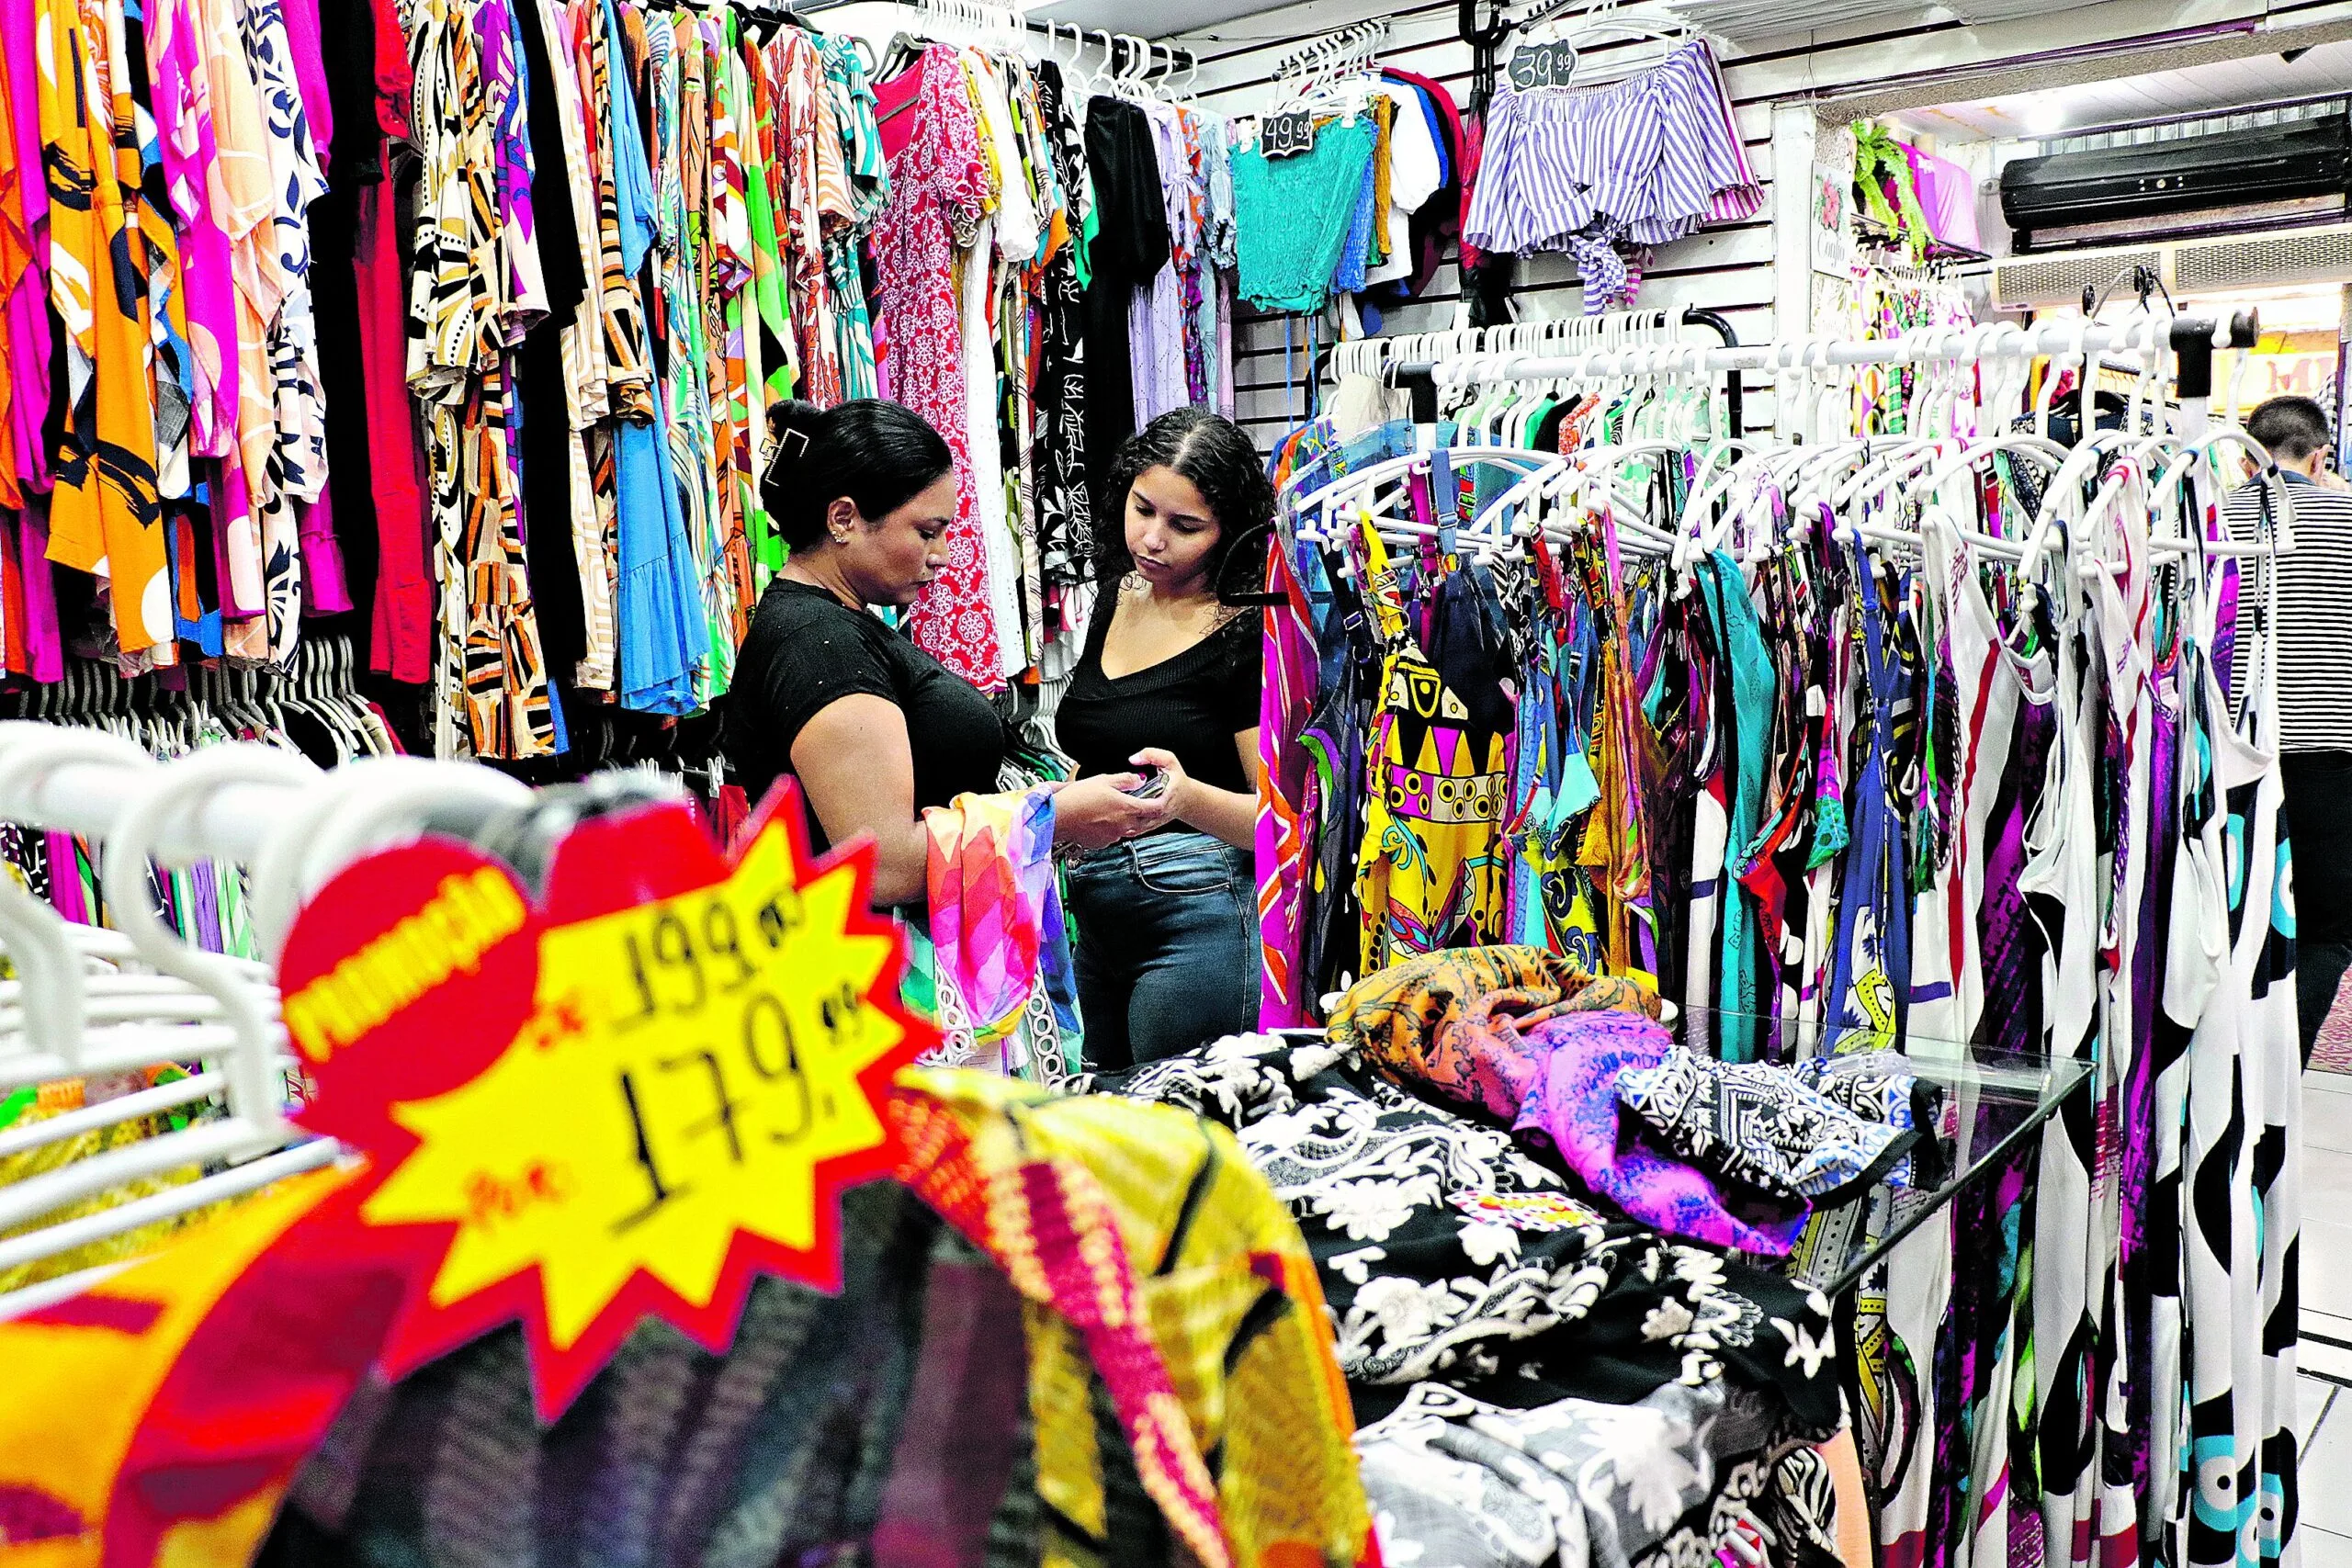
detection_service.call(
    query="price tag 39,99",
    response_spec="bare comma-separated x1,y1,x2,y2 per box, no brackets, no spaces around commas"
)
1508,39,1579,90
279,790,930,1418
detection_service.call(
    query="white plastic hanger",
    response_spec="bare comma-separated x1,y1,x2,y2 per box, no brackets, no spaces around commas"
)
247,755,535,961
0,747,340,1294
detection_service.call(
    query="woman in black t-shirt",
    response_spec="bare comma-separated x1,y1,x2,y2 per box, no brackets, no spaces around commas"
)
724,399,1141,908
1052,409,1272,1068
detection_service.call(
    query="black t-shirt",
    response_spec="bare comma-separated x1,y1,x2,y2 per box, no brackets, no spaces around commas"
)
723,581,1006,852
1080,97,1168,508
1054,600,1260,821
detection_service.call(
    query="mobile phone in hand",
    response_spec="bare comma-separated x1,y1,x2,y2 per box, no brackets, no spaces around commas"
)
1122,763,1170,801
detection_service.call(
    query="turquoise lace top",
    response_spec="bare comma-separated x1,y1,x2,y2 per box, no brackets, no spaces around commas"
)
1231,118,1378,314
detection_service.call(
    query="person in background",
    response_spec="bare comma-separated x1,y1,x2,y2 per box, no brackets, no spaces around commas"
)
2228,394,2352,1066
722,399,1145,911
1050,409,1272,1069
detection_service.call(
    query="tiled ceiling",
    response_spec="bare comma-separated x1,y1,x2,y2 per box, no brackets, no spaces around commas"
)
1892,38,2352,143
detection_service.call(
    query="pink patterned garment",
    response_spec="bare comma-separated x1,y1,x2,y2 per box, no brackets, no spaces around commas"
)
1255,547,1317,1027
920,788,1055,1037
868,47,1003,689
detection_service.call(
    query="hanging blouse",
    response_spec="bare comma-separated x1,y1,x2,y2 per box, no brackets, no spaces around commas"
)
40,0,170,660
868,45,1003,691
594,0,697,718
817,36,883,400
1028,60,1090,604
1128,101,1196,428
406,0,557,758
204,0,280,652
773,27,840,408
1229,116,1374,315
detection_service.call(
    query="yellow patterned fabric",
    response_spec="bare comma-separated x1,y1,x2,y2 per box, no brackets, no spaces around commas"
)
0,1105,228,1295
0,1165,362,1568
1351,521,1511,974
888,1069,1375,1568
1328,945,1577,1066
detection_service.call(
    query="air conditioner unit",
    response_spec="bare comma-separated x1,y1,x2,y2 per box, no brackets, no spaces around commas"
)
1990,223,2352,310
2000,114,2352,252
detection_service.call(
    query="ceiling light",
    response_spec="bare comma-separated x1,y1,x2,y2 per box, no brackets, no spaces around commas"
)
2020,97,2068,136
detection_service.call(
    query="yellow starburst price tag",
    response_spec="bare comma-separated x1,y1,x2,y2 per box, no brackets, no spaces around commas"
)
279,792,932,1417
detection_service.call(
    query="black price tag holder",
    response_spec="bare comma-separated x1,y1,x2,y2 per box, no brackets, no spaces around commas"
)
1507,39,1579,89
1259,108,1318,158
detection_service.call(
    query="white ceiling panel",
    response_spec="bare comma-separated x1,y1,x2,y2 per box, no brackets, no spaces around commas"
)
1892,37,2352,144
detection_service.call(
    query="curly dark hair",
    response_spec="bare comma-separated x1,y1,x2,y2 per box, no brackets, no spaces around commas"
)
1095,409,1275,604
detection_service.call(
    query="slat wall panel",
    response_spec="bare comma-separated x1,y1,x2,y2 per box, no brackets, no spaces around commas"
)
1175,0,2352,442
1185,0,1792,433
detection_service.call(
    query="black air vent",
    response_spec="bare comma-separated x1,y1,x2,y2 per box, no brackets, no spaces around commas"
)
2001,114,2352,251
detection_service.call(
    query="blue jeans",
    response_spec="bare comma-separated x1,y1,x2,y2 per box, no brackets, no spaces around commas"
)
1066,830,1260,1070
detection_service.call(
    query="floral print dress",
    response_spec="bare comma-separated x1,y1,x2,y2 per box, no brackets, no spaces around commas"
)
867,45,1001,691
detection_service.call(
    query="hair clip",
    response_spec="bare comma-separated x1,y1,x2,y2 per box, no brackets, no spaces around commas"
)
763,424,812,488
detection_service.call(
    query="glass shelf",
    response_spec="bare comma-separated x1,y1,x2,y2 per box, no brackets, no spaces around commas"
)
1665,1009,2093,1297
1283,1007,2094,1300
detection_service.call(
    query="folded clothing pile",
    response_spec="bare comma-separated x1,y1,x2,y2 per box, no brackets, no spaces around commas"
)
1357,1381,1840,1568
1327,948,1931,1258
1085,1027,1845,1568
1080,1031,1842,1431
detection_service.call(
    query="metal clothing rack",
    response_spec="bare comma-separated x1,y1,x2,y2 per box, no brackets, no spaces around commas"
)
1388,309,2261,455
1429,310,2258,396
1269,19,1386,88
1279,309,2291,586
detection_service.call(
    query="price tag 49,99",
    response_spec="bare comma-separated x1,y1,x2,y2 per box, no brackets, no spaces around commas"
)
278,788,930,1419
1259,108,1317,158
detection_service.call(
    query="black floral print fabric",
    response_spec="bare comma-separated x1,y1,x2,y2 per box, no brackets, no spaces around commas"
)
1354,1380,1800,1568
1615,1047,1921,1204
1081,1032,1843,1434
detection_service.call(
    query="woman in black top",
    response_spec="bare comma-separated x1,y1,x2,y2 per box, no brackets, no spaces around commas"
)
725,399,1140,908
1052,409,1272,1067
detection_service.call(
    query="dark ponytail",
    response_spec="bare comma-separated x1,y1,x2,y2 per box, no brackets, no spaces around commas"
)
1096,409,1275,603
761,399,956,551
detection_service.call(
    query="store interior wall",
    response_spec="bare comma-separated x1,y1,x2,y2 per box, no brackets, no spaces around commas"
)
1147,0,2352,445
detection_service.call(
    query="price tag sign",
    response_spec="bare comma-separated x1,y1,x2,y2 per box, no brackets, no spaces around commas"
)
1508,39,1579,90
279,790,931,1418
1259,108,1317,158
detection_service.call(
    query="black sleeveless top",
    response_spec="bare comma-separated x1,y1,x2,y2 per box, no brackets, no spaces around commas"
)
1053,593,1260,803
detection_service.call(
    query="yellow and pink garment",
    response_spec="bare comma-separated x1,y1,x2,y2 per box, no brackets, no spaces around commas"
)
906,788,1084,1083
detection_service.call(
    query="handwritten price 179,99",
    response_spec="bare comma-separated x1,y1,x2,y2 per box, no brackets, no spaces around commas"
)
595,886,869,1235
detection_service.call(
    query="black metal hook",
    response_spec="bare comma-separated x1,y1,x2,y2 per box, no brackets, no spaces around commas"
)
1460,0,1510,111
1213,518,1286,606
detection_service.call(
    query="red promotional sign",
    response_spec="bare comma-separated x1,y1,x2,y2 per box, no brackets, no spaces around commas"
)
277,789,932,1417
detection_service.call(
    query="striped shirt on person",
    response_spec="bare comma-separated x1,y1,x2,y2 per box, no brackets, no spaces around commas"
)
2224,468,2352,752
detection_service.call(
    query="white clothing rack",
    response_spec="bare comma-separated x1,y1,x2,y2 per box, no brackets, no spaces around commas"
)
0,734,541,1317
1279,313,2291,581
